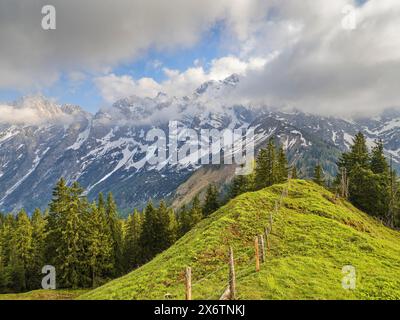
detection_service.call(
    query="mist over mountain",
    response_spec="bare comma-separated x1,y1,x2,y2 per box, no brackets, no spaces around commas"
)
1,75,400,214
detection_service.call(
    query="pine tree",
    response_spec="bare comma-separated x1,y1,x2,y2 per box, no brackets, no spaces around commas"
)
189,195,203,226
13,209,33,291
203,184,219,217
47,179,83,288
0,214,14,291
124,210,142,271
276,146,288,183
254,148,268,190
229,174,249,199
291,166,298,179
0,254,9,292
338,132,370,173
139,201,158,263
105,192,124,277
85,202,113,287
168,209,178,244
336,135,394,222
313,163,325,186
28,208,47,289
177,205,190,237
155,200,173,252
348,166,390,219
370,139,389,174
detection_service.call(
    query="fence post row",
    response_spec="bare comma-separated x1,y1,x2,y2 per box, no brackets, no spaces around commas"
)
183,179,291,299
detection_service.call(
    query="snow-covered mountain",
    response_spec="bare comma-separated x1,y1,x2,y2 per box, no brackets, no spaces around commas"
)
1,76,400,214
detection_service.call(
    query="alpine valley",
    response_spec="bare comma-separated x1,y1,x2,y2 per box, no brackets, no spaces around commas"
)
1,74,400,214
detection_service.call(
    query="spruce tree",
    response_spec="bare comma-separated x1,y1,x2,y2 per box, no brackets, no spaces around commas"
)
229,174,249,199
336,135,394,222
203,184,219,217
85,202,113,287
47,179,83,288
291,166,298,179
276,146,288,183
370,140,389,174
338,132,370,173
124,210,143,270
139,201,158,263
313,163,325,186
177,205,191,237
155,200,173,252
29,208,47,289
14,209,33,291
189,195,203,226
254,148,268,190
105,192,124,276
168,209,179,245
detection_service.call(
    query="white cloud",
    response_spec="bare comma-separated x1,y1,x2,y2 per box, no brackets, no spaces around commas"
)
0,96,74,125
95,55,267,102
0,105,43,125
0,0,267,89
2,0,399,117
235,0,400,116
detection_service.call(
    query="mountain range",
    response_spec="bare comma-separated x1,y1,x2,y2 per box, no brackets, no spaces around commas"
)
1,74,400,214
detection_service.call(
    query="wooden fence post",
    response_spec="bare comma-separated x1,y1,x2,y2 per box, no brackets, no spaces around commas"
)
269,212,273,233
254,237,260,272
185,267,192,300
264,227,270,253
229,247,236,300
259,235,265,263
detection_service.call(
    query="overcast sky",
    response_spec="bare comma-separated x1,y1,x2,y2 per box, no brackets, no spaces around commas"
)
0,0,399,117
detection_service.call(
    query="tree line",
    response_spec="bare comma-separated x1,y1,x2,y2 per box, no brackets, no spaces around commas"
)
0,178,222,293
335,132,400,227
308,132,400,227
1,134,399,293
228,137,290,198
0,138,287,293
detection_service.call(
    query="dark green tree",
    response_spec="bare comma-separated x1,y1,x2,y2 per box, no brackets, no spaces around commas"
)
203,184,220,217
276,146,288,183
105,192,124,277
28,208,47,289
124,210,142,271
313,163,325,186
370,139,389,174
291,166,298,179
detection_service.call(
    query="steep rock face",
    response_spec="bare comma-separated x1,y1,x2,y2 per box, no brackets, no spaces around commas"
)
0,77,399,213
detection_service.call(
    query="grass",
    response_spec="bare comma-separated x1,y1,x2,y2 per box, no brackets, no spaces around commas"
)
0,289,89,300
79,180,400,300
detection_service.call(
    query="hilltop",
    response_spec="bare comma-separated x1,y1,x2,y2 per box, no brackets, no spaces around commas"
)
80,180,400,300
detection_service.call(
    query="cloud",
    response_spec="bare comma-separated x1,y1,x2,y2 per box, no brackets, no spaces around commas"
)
95,56,267,102
235,0,400,116
0,96,74,125
0,0,267,90
2,0,399,117
0,105,44,125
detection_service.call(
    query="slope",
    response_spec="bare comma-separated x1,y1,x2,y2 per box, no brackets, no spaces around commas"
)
80,180,400,300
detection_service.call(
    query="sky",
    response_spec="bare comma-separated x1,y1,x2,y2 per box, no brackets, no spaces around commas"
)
0,0,399,116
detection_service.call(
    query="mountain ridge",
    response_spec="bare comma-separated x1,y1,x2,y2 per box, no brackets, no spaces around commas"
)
1,76,400,213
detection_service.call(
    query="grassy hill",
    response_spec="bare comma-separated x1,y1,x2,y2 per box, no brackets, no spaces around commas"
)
80,180,400,300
